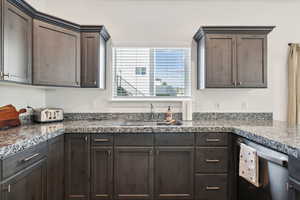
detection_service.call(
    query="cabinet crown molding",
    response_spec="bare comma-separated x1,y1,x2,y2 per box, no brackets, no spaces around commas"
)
193,26,275,41
8,0,110,40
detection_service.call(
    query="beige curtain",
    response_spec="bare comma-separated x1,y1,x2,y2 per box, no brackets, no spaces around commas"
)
288,44,300,125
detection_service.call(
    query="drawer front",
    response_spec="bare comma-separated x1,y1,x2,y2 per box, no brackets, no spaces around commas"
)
115,134,153,146
3,142,48,179
196,147,228,173
196,133,228,146
92,134,113,146
195,174,227,200
155,133,194,146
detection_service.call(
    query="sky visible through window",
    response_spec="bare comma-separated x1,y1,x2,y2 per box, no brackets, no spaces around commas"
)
154,49,186,89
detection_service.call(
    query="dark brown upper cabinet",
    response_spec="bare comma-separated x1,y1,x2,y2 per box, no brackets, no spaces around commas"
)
33,19,81,87
0,0,110,88
81,27,109,88
1,0,33,84
194,26,274,89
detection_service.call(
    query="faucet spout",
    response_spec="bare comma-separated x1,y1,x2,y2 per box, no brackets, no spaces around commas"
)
150,103,154,121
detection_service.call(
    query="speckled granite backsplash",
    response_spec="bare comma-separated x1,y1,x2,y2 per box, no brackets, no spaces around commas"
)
192,112,273,121
64,112,183,121
64,112,273,121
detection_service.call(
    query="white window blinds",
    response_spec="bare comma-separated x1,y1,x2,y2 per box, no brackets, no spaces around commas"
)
113,47,191,98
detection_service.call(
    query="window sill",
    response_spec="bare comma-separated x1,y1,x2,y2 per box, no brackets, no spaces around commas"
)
110,97,192,102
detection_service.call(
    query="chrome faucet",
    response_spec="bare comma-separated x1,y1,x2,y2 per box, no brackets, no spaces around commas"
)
150,103,155,121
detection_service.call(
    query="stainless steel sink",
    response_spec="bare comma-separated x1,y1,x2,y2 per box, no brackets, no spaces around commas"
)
119,121,182,126
119,122,146,126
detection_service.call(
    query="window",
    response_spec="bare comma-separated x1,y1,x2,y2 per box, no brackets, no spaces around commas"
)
135,67,147,75
113,47,191,98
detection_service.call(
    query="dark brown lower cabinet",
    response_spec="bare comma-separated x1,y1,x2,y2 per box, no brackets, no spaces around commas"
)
1,158,47,200
91,146,113,200
65,134,90,200
155,147,194,200
195,174,228,200
114,147,154,200
47,135,64,200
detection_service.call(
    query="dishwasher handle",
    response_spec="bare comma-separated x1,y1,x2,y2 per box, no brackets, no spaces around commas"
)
257,151,288,167
237,141,288,167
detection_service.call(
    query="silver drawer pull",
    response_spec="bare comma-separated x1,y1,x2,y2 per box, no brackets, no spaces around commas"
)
206,138,220,142
206,186,221,191
69,195,86,198
23,153,40,162
159,194,190,197
119,194,149,197
205,159,220,163
95,194,109,197
94,139,110,142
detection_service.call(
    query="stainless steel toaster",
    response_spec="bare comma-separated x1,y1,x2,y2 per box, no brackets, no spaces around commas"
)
33,108,64,123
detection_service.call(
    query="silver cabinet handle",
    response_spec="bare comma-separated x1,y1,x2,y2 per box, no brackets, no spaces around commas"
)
3,184,11,193
23,153,40,162
69,195,86,198
206,138,220,142
205,159,220,163
0,72,9,79
206,186,221,190
107,150,112,156
94,138,109,142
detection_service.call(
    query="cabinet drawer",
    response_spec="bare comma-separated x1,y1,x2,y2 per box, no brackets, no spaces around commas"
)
115,134,153,146
92,134,113,146
155,133,194,146
2,142,48,179
195,174,227,200
196,133,228,146
196,147,228,173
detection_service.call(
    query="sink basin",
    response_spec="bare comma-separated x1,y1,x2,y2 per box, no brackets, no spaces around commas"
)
119,122,145,126
120,124,145,126
118,121,183,126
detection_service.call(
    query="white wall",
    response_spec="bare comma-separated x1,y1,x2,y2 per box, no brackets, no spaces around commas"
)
43,0,300,121
25,0,46,11
0,83,46,110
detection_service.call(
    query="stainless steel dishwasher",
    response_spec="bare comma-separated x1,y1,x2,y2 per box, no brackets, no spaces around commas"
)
237,138,289,200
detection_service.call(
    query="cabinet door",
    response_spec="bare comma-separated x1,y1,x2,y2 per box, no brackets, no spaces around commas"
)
2,158,47,200
205,34,236,88
91,147,113,200
81,32,99,88
47,135,64,200
155,147,194,200
33,19,81,87
114,147,154,200
65,134,90,200
3,0,32,83
81,33,106,88
236,35,267,88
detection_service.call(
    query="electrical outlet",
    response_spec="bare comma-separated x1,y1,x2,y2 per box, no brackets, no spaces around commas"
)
241,102,248,110
214,103,220,110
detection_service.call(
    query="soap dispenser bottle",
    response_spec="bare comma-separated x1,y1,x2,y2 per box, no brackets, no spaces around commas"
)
165,106,173,122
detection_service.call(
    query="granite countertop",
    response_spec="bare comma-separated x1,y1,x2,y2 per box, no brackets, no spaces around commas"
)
0,119,300,159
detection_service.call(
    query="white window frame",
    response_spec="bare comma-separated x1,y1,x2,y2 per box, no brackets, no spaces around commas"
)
111,43,192,101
